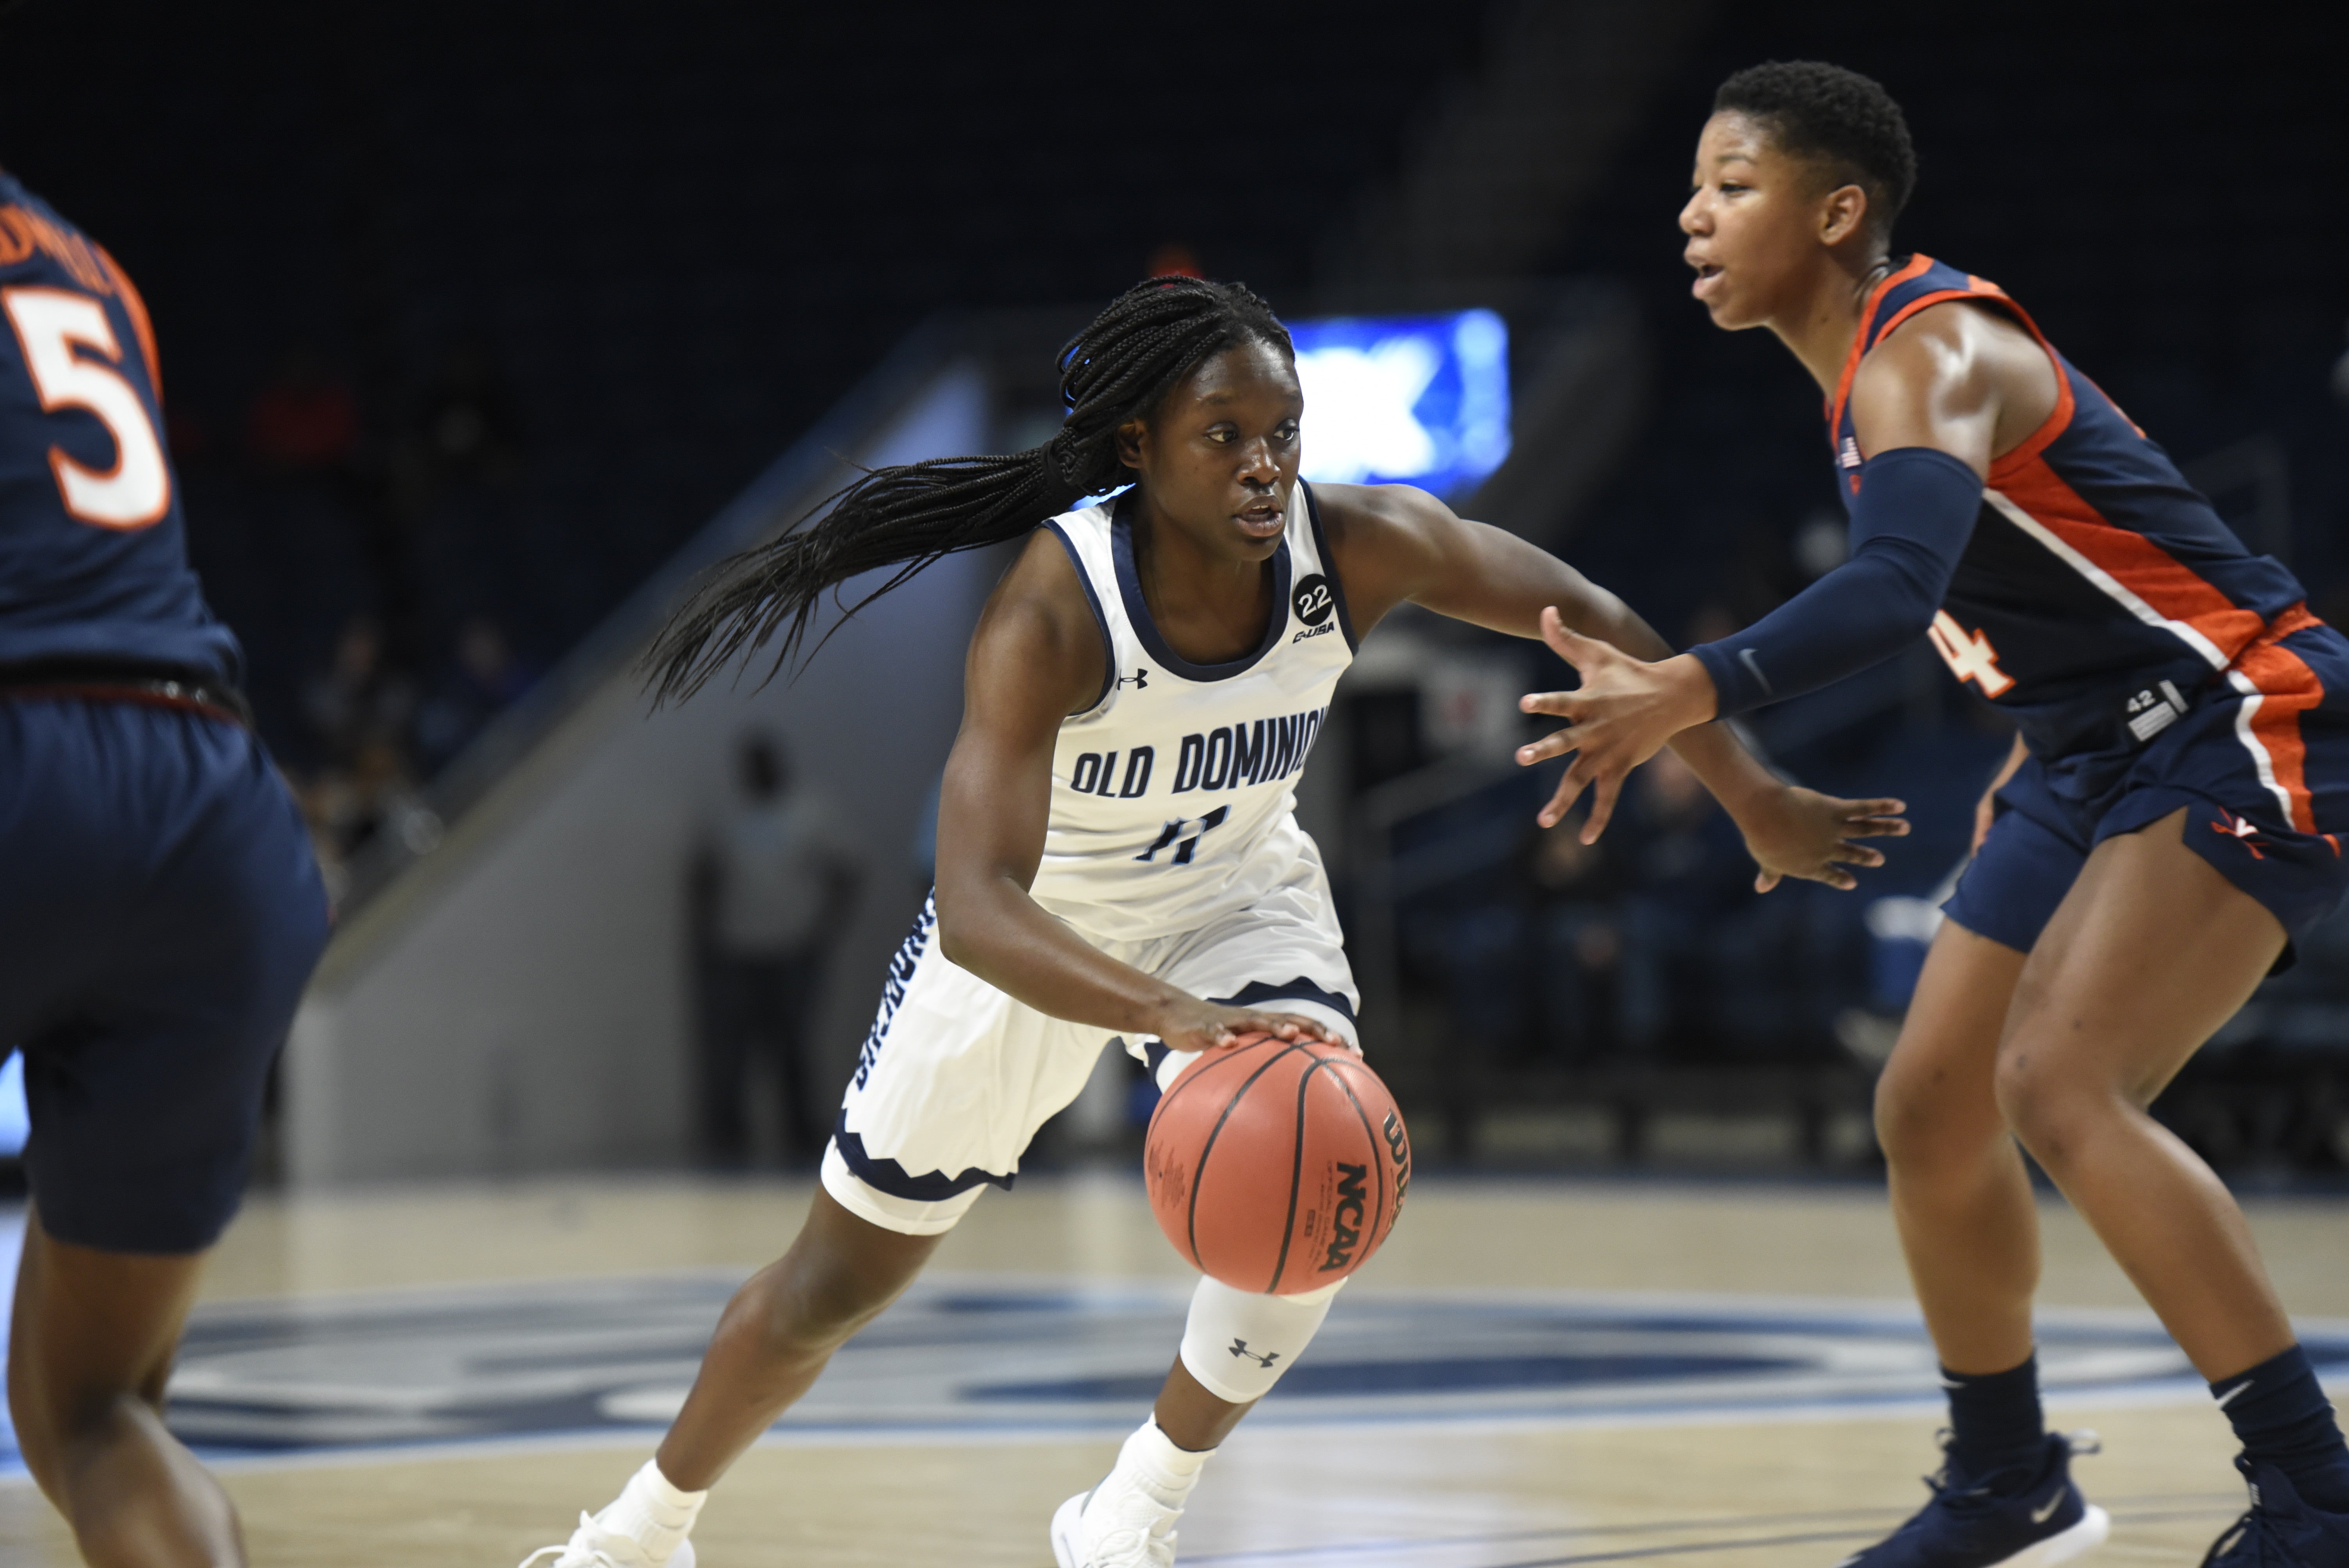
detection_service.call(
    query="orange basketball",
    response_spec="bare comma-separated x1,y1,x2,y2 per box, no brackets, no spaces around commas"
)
1143,1034,1412,1294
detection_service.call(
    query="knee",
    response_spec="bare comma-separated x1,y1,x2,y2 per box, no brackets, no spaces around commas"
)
1873,1053,1993,1175
1871,1066,1938,1168
9,1364,154,1456
1991,1037,2111,1171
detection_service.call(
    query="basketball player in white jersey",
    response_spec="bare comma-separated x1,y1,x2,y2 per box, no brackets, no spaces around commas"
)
522,278,1906,1568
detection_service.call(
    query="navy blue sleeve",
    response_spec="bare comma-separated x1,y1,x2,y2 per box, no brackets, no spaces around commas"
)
1690,446,1983,717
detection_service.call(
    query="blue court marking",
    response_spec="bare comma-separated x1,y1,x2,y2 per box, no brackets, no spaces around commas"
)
3,1236,2345,1478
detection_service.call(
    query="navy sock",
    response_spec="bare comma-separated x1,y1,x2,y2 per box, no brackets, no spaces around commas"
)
1944,1353,2048,1482
2213,1345,2349,1512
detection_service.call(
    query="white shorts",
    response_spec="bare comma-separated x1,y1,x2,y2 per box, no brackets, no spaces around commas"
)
822,853,1358,1237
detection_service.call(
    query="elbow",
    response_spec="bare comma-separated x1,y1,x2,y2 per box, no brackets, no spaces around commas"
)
1849,543,1953,637
934,902,972,969
931,881,984,971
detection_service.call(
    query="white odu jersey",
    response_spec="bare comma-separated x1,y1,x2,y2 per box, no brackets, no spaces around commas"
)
1034,481,1355,944
825,481,1358,1228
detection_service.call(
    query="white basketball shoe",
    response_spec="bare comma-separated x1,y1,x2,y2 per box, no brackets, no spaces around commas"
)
1051,1466,1192,1568
517,1511,697,1568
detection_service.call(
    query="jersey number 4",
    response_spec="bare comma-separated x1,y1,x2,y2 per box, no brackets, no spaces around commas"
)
1927,609,2015,697
3,285,171,529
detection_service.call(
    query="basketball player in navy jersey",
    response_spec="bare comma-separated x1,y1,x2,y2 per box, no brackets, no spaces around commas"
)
522,277,1907,1568
1516,61,2349,1568
0,170,328,1565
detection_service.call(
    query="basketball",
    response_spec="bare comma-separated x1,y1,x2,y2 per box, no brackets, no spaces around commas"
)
1143,1034,1412,1295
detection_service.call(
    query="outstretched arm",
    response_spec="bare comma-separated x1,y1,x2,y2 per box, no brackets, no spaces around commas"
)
1515,299,2054,844
1318,484,1904,891
931,533,1338,1052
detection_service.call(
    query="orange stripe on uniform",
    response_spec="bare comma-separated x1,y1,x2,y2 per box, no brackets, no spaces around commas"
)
2229,604,2324,834
1993,452,2269,658
1826,254,1935,437
2232,624,2324,833
96,245,162,402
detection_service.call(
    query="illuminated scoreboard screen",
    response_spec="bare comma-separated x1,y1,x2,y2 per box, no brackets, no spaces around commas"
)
1288,308,1511,500
1,1053,24,1159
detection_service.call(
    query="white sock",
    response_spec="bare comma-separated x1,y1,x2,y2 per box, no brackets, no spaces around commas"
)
597,1459,708,1566
1123,1417,1210,1492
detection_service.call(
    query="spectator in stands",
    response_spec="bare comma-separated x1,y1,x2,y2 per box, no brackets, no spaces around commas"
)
415,615,537,773
300,612,416,772
1615,747,1769,1055
292,612,426,900
689,733,862,1167
396,337,527,510
424,340,525,481
302,736,421,867
1528,814,1632,1062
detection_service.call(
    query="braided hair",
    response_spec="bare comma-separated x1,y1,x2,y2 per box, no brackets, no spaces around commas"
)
645,276,1295,703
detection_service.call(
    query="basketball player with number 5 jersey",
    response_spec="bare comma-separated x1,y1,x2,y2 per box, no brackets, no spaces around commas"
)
522,277,1907,1568
1,168,328,1564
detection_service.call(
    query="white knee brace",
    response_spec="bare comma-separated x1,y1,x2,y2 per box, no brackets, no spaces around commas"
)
1176,1273,1346,1404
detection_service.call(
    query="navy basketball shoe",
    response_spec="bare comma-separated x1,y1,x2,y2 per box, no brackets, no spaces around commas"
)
1836,1432,2108,1568
2201,1459,2349,1567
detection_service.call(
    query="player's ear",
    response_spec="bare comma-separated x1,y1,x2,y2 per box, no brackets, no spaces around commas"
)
1819,182,1870,248
1114,415,1149,473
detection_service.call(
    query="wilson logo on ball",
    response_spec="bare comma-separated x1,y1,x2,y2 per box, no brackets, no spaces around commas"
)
1385,1108,1412,1207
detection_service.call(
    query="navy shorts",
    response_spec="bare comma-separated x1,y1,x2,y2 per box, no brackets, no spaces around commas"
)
1946,622,2349,955
1,697,328,1253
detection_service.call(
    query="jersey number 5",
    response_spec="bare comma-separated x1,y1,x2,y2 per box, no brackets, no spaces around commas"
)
3,285,171,529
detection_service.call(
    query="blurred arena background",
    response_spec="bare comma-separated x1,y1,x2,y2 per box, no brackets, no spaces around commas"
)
1,3,2344,1564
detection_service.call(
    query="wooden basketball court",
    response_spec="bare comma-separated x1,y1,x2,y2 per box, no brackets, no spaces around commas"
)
3,1175,2342,1566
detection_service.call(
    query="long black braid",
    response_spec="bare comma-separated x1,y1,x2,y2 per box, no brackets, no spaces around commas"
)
644,276,1295,703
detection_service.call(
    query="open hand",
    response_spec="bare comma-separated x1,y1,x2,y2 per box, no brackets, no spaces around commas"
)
1739,785,1909,892
1150,998,1344,1057
1516,608,1718,843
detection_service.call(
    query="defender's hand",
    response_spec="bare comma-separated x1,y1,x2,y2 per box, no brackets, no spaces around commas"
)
1516,609,1718,842
1739,785,1909,893
1150,998,1342,1057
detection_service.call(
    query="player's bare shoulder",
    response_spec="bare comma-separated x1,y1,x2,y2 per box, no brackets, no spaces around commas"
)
1306,481,1461,629
1852,296,2058,461
964,527,1109,721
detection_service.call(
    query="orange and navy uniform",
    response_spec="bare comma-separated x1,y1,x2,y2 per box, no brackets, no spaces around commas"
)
1831,257,2349,945
1,172,324,1255
0,168,240,681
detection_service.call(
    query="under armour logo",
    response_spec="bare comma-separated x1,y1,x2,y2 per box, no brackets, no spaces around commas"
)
1227,1338,1280,1369
2210,812,2268,860
1117,667,1150,690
